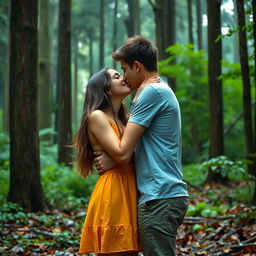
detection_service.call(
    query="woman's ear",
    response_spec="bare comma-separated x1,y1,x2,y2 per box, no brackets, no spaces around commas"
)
107,89,112,96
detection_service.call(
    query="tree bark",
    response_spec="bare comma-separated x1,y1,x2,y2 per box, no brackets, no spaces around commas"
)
125,0,141,37
8,0,46,212
57,0,72,165
112,0,118,69
236,0,256,180
73,38,78,130
233,0,240,62
196,0,202,50
3,3,10,133
252,0,256,176
39,0,51,141
207,0,225,183
99,0,104,69
149,0,176,90
187,0,194,45
89,29,93,77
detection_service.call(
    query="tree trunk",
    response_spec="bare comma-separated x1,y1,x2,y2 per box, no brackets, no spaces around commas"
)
99,0,104,69
236,0,256,178
39,0,51,141
112,0,118,69
89,29,93,77
57,0,72,165
124,0,140,37
73,38,78,130
196,0,202,50
233,0,240,63
187,0,194,45
134,0,141,35
149,0,176,90
207,0,225,183
4,3,10,133
8,0,46,212
252,0,256,172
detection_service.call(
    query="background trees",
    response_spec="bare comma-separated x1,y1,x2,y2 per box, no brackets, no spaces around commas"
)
8,0,45,212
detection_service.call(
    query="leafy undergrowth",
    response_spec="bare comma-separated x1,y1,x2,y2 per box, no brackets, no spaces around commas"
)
0,183,255,256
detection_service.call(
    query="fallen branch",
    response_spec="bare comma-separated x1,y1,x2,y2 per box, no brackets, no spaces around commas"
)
183,215,235,224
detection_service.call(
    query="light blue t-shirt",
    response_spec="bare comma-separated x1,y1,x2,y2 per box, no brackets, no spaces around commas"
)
129,80,188,206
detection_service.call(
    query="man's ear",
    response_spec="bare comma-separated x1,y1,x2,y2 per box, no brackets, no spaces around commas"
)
133,61,142,72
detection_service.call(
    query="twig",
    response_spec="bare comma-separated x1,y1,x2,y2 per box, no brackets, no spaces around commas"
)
184,178,204,192
203,225,226,241
183,215,235,224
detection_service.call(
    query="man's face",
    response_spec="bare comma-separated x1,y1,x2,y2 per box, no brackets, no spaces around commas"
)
120,59,140,91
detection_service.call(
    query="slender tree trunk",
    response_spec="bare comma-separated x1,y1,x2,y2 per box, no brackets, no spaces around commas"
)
149,0,176,90
252,0,256,171
39,0,51,141
251,0,256,206
125,0,141,37
4,5,10,133
187,0,194,45
89,30,93,77
73,38,78,130
196,0,202,50
113,0,118,69
236,0,256,181
233,0,240,62
207,0,225,183
99,0,104,69
57,0,72,165
8,0,46,212
134,0,140,35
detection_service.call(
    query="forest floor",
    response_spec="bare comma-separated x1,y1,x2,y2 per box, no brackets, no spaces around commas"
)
0,183,255,256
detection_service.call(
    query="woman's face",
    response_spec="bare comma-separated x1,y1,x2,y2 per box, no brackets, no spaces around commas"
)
107,69,131,98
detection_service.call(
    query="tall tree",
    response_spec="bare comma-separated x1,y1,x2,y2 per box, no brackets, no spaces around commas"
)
99,0,105,69
57,0,72,165
196,0,202,50
73,37,78,130
207,0,224,183
113,0,118,69
252,0,256,205
125,0,141,37
8,0,46,212
2,1,10,133
149,0,176,90
187,0,194,45
236,0,256,183
38,0,51,141
233,0,240,62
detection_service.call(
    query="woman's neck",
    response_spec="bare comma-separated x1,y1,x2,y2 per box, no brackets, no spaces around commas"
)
106,98,123,120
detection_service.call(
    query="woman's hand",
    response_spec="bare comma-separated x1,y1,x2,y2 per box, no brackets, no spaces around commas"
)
94,151,118,175
140,76,160,88
133,76,160,102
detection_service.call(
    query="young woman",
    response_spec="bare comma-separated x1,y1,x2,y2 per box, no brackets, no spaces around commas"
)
73,68,140,255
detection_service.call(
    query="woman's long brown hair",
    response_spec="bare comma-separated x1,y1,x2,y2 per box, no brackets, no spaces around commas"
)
73,68,128,178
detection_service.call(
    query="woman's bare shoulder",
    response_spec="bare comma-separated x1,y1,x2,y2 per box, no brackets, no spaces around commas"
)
89,110,108,122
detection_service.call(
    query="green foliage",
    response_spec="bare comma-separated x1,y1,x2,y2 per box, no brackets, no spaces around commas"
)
0,132,9,201
183,164,207,186
200,155,246,180
41,162,98,208
159,43,209,163
0,201,31,224
187,202,224,217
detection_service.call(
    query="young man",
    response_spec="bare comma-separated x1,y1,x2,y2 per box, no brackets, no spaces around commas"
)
94,36,189,256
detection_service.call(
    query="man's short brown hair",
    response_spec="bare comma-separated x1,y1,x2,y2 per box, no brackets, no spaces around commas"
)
112,36,158,72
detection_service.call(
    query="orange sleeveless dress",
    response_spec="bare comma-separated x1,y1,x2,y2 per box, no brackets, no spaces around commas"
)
79,120,140,254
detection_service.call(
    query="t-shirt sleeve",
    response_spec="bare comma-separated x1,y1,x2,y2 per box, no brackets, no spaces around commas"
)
129,86,163,127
